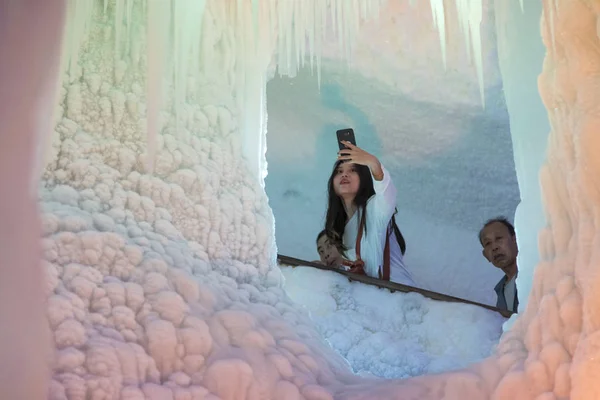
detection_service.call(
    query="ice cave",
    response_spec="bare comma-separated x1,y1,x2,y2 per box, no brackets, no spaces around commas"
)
0,0,597,399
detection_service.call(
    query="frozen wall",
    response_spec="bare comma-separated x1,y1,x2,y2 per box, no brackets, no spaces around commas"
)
494,0,550,317
2,0,599,399
40,1,360,398
486,0,600,398
266,0,520,306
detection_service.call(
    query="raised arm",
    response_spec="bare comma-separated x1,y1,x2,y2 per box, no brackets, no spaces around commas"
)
369,163,398,227
338,142,397,227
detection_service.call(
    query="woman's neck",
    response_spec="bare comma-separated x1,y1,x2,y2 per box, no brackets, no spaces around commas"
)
343,198,357,220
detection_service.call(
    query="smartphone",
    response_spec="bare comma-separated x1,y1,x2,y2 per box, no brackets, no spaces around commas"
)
336,128,356,150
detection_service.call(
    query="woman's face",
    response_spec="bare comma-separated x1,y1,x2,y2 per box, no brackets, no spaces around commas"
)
333,162,360,198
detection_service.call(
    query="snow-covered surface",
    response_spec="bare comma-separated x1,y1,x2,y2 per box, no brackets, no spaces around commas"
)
0,0,598,399
266,0,520,305
281,266,504,378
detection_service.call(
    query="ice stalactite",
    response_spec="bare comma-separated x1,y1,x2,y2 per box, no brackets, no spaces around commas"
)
429,0,485,106
236,0,386,185
113,0,124,61
493,0,549,324
274,0,386,80
63,0,95,83
145,0,172,172
542,0,557,55
233,0,273,186
468,1,484,106
172,0,206,136
59,0,384,178
430,0,447,69
455,0,473,62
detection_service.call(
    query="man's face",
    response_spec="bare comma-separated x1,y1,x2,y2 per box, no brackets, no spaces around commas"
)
317,235,342,267
480,222,518,271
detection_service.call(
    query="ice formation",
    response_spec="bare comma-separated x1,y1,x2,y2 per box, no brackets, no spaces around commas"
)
1,0,599,399
281,267,504,379
493,0,551,321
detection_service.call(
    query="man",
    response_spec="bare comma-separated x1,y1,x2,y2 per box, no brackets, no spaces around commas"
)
315,230,347,269
479,217,519,313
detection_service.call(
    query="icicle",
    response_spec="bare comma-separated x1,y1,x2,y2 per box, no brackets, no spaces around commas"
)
519,0,524,13
125,0,134,57
546,0,557,56
295,0,302,71
299,1,307,68
450,0,485,107
468,0,485,106
270,0,386,86
316,1,323,88
349,0,360,59
173,0,184,136
430,0,447,69
189,0,206,86
114,0,124,60
146,0,171,172
336,0,344,58
252,0,259,40
455,0,472,62
309,1,315,68
64,0,95,82
171,0,207,137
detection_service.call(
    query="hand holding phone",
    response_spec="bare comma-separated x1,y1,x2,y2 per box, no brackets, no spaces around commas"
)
336,128,356,150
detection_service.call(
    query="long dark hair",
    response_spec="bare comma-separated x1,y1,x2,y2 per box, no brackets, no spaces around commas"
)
324,160,406,255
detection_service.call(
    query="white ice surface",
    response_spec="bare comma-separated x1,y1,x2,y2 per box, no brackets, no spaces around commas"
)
281,266,505,379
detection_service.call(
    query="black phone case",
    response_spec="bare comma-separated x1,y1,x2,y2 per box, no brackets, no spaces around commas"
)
336,129,356,150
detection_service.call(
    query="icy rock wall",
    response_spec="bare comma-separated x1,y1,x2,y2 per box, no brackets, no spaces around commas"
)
480,0,600,398
517,0,600,397
494,0,550,319
39,0,387,399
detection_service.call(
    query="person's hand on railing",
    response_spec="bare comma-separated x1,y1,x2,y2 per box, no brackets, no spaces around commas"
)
347,260,366,275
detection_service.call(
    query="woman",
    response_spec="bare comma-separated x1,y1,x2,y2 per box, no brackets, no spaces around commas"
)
324,140,415,285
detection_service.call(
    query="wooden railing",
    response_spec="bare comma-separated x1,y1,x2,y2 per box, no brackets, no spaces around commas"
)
277,254,514,318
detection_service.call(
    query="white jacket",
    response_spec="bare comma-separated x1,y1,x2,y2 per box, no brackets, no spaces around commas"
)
342,165,415,286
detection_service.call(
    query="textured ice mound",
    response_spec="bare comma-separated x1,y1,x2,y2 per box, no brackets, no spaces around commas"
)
281,267,504,379
43,102,357,399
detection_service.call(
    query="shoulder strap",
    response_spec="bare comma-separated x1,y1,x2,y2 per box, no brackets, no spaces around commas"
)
344,210,367,275
355,210,366,261
379,222,392,281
